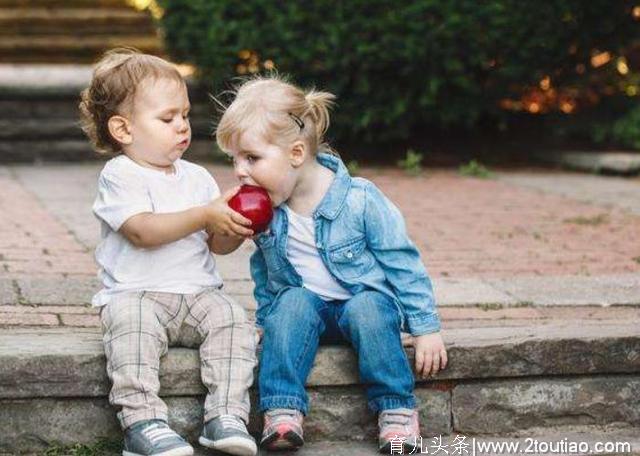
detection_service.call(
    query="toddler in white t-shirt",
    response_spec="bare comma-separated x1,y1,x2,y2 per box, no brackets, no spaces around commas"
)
80,48,257,456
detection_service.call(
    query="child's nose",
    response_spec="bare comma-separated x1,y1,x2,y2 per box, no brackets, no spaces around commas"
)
234,164,248,180
177,118,189,132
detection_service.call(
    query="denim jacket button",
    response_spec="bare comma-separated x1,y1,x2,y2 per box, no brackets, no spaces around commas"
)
346,251,354,259
316,242,322,248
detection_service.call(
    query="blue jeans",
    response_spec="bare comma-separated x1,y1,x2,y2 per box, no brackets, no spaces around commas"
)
258,287,416,415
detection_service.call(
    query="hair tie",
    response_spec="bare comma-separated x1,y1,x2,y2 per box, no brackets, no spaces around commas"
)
288,112,305,131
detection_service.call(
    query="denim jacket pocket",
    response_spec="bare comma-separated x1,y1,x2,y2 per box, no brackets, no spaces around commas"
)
256,233,286,273
329,236,375,280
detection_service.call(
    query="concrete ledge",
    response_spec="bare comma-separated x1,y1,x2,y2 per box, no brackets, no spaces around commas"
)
3,274,640,308
1,327,639,452
1,323,639,399
453,375,640,433
537,151,640,175
0,139,221,163
0,389,451,452
2,379,638,452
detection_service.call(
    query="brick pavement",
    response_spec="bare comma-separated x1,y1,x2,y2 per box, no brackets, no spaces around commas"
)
1,162,639,329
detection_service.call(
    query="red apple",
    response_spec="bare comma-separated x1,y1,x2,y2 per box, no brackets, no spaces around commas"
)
228,185,274,233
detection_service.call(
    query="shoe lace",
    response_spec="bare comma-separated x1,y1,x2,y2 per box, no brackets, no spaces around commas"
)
219,414,246,431
140,421,181,444
380,410,413,431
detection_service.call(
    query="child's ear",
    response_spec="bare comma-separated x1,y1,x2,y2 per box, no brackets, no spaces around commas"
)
289,141,307,168
107,115,133,145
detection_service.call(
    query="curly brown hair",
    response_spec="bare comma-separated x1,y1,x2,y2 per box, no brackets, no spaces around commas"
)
78,48,185,156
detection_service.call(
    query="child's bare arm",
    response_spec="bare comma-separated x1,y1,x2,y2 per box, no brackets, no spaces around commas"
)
208,233,246,255
120,188,252,248
120,207,209,248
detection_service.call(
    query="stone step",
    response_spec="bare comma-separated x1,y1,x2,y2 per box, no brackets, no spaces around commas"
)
0,118,215,139
0,0,128,7
0,83,220,161
0,138,221,162
0,7,156,35
22,428,640,456
0,85,210,118
0,324,638,452
0,35,163,63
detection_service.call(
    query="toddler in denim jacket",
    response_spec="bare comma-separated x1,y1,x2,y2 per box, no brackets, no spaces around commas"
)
215,76,447,453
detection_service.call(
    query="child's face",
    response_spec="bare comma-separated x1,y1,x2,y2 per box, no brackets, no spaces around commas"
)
229,129,299,207
125,77,191,171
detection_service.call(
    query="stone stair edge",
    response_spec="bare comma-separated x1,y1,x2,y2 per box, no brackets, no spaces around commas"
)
1,323,638,399
2,274,640,308
0,0,131,7
12,426,640,456
0,78,206,97
2,395,639,455
0,118,215,139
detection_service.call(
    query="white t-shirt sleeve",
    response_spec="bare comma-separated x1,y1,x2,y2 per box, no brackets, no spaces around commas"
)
93,169,153,231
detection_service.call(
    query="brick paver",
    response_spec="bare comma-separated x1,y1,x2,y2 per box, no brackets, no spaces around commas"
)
1,163,639,329
360,168,640,278
0,174,95,279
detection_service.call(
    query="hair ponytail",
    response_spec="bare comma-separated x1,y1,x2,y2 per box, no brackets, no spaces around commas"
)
304,90,336,141
216,76,338,156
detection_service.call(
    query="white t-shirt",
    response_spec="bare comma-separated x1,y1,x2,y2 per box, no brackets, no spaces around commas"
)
91,155,223,307
284,205,353,301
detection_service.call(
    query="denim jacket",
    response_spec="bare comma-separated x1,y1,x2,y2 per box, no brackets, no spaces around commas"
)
249,153,441,336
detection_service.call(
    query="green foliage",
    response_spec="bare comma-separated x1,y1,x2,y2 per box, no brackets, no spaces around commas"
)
346,160,360,175
158,0,639,146
459,159,491,178
611,106,640,150
44,439,121,456
563,213,609,226
397,149,423,175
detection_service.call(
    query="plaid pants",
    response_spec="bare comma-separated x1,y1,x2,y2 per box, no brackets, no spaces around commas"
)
100,288,256,429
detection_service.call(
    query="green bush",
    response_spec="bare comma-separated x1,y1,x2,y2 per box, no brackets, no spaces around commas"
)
159,0,638,146
459,159,491,178
397,149,424,175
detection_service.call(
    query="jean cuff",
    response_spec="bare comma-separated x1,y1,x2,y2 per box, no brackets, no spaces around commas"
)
368,395,417,413
119,409,168,430
205,405,250,424
259,394,308,415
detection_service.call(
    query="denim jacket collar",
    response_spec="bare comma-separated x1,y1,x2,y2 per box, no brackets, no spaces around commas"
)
314,152,351,220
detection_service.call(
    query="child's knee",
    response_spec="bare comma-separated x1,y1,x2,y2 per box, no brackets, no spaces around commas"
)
100,292,160,335
341,291,400,331
266,287,322,327
194,291,250,329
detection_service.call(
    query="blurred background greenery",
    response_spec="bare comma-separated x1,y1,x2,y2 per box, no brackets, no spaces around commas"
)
138,0,640,162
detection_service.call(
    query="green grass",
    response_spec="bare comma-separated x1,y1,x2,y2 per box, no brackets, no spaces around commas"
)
397,149,424,176
476,303,504,311
563,213,609,226
458,159,491,178
44,439,121,456
346,159,360,176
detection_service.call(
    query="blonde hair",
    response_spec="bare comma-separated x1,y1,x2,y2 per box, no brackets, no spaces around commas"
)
216,75,336,155
79,48,185,155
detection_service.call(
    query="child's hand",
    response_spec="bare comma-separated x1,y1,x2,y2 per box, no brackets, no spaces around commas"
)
205,187,254,237
412,331,447,379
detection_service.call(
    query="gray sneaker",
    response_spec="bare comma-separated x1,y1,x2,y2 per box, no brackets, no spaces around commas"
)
199,414,257,456
123,419,193,456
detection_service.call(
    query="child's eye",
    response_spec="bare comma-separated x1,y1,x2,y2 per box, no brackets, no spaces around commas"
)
161,118,172,123
247,155,257,164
